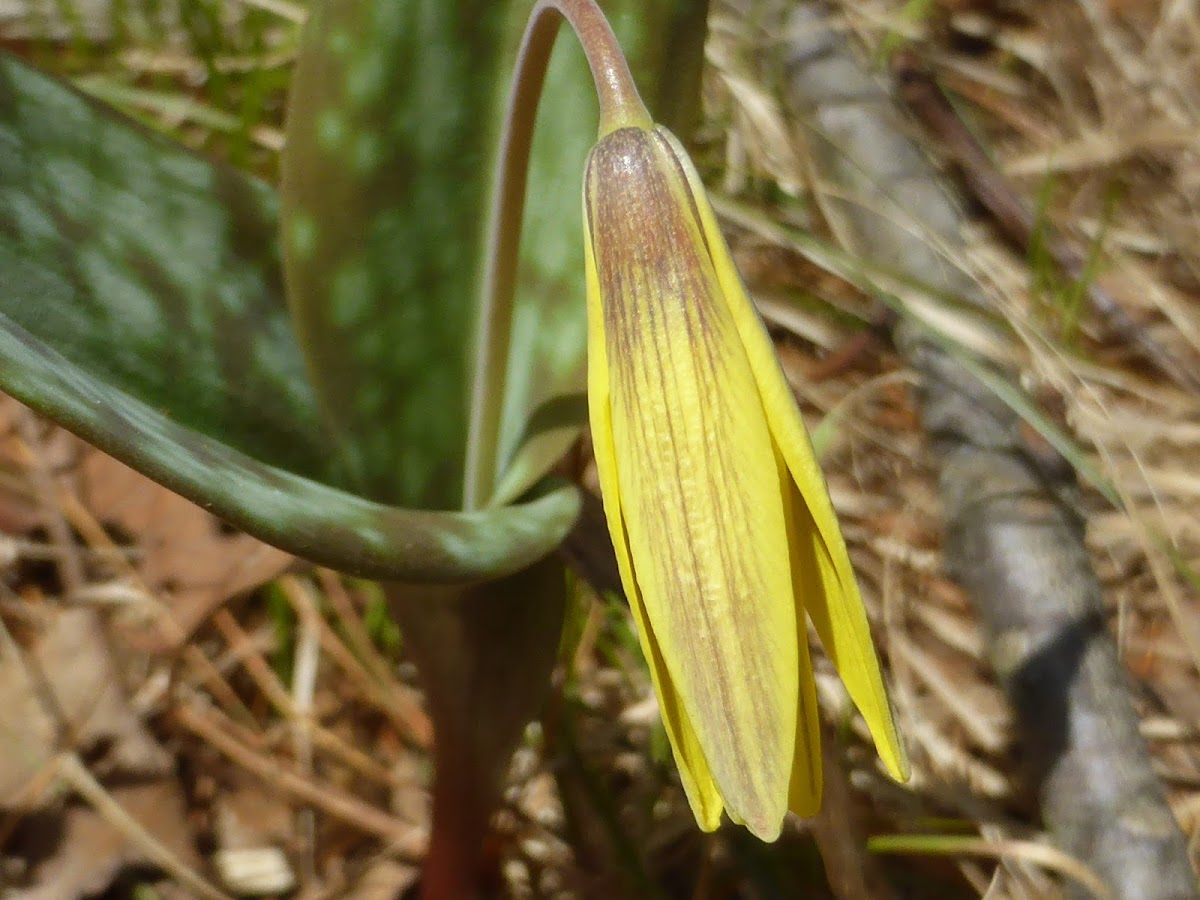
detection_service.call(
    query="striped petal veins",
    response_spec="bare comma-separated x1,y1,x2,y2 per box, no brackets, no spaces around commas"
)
585,126,798,839
583,124,908,841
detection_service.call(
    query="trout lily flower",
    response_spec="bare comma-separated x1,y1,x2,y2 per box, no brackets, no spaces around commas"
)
584,123,909,841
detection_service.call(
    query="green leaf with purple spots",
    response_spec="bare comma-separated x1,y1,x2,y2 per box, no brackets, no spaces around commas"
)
0,311,578,580
0,52,579,580
0,53,329,481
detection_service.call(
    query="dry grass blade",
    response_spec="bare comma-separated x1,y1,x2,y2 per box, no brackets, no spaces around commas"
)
770,2,1198,896
280,574,433,749
291,599,321,882
53,753,231,900
3,0,1200,896
891,53,1200,396
174,703,428,856
227,0,306,23
869,834,1114,900
12,413,84,594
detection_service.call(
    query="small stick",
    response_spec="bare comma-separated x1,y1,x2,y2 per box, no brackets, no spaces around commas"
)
892,51,1200,394
175,703,428,855
55,752,232,900
464,0,650,508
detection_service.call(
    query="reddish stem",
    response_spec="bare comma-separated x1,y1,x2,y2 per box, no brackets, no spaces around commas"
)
464,0,651,508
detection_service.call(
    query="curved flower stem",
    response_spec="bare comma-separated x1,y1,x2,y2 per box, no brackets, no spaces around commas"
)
463,0,651,509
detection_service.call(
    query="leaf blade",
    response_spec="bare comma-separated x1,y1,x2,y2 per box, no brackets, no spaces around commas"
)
0,310,579,581
282,0,711,508
0,52,330,480
489,0,712,505
281,0,513,508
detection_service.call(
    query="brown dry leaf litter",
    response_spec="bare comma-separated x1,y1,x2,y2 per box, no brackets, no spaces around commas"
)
702,0,1200,894
78,451,295,652
1,0,1199,897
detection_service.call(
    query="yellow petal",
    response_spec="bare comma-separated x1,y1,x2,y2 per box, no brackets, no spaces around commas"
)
788,618,823,817
658,127,910,782
584,214,724,830
585,126,799,838
779,461,823,816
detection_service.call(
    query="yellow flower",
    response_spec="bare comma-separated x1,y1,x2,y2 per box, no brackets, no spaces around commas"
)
583,124,909,841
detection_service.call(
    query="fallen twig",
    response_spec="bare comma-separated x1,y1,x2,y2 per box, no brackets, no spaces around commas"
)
174,702,428,856
55,752,231,900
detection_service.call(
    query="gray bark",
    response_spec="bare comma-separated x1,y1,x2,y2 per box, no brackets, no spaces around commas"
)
777,6,1196,898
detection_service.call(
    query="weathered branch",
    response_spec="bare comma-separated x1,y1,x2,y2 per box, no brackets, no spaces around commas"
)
777,6,1196,898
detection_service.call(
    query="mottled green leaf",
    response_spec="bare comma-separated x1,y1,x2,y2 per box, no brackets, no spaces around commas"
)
0,51,579,580
281,0,709,510
0,312,579,580
0,53,330,481
282,0,511,509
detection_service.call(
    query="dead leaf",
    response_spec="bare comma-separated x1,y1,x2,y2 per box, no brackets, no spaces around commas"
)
211,773,296,895
351,857,421,900
213,773,294,851
80,451,294,650
0,607,169,808
8,780,198,900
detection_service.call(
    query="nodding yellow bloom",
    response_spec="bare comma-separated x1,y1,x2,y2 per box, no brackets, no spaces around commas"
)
583,124,908,841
